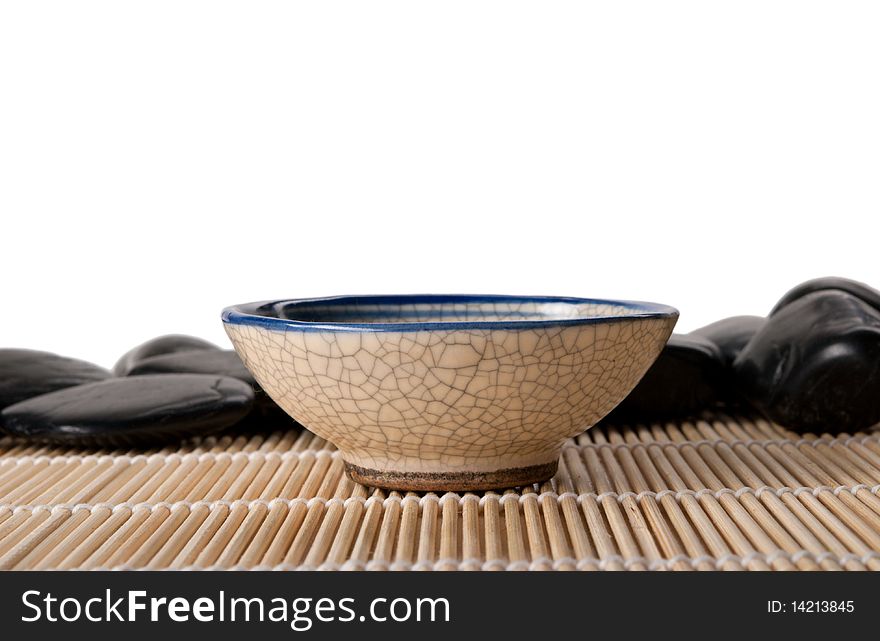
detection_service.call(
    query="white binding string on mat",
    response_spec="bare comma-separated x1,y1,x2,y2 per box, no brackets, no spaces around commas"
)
2,482,879,515
91,549,880,572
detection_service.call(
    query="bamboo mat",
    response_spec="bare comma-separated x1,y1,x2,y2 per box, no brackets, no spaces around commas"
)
1,415,879,571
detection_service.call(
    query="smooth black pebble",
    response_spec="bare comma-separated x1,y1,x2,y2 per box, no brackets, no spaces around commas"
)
605,334,728,422
127,349,254,381
734,290,880,433
691,315,766,366
771,276,880,316
126,349,296,429
0,349,111,411
0,374,254,446
113,334,220,376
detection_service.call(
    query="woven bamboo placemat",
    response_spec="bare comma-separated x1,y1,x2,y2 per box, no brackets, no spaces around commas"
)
1,414,879,571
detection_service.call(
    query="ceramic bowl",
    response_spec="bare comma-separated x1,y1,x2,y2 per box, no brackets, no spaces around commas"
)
222,295,678,491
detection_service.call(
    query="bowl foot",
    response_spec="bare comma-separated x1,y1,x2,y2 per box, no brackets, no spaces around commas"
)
344,459,559,492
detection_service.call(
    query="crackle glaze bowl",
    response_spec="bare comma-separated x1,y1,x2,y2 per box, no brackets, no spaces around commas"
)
222,295,678,491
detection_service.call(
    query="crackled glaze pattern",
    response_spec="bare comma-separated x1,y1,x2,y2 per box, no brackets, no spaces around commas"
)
224,300,675,488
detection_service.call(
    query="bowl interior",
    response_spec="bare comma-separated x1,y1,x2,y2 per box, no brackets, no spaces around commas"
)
226,295,677,328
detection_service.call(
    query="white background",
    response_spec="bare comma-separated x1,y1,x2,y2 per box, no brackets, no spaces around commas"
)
1,1,878,368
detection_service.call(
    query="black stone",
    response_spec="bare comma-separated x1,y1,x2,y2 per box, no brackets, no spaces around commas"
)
734,290,880,433
0,374,254,446
126,349,255,383
604,334,728,423
113,334,220,376
771,277,880,316
126,349,297,429
0,349,111,411
691,315,766,366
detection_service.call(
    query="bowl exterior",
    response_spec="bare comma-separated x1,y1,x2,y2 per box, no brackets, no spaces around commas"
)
224,315,676,487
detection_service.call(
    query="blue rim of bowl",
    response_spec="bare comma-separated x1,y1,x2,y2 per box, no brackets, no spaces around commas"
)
221,295,679,333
